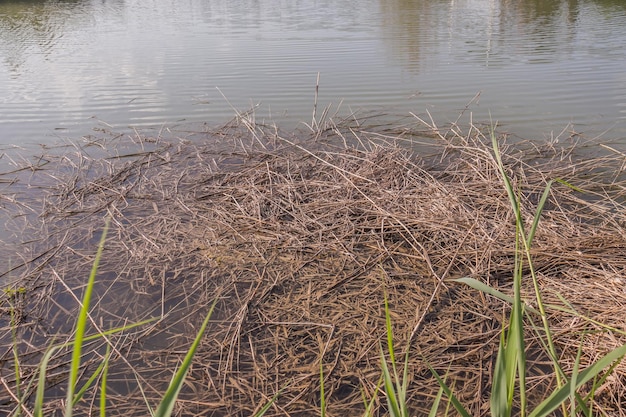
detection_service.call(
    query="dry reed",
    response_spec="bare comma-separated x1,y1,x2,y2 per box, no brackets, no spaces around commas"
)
1,113,626,416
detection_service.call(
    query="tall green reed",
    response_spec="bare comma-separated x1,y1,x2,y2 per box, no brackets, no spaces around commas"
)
428,127,626,417
63,219,110,417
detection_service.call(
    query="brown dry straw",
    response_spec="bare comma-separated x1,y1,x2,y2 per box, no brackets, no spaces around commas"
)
1,114,626,416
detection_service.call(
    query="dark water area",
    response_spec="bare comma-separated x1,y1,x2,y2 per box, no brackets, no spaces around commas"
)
0,0,625,150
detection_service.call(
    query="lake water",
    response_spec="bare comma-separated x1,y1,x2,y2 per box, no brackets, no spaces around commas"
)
0,0,625,147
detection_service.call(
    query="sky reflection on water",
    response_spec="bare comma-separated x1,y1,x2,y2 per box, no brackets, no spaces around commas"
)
0,0,625,146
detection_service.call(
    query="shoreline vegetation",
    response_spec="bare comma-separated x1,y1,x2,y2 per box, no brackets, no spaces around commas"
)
1,111,626,415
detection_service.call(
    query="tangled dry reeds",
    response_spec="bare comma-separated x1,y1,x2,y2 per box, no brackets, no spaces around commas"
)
1,113,626,416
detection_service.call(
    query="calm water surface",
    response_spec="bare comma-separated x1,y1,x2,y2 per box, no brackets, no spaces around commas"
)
0,0,625,147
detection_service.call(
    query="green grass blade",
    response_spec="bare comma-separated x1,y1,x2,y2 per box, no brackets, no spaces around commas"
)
65,219,110,417
490,331,508,417
380,289,410,417
490,124,522,228
509,296,527,414
100,346,110,417
453,277,539,315
579,360,621,417
575,391,591,417
526,180,553,246
528,343,626,417
492,126,530,415
383,291,396,366
72,359,107,406
380,343,401,417
361,377,383,417
569,342,583,416
427,364,472,417
34,345,60,417
33,318,150,416
154,298,218,417
513,226,528,414
82,318,157,343
512,227,527,413
253,386,284,417
428,385,445,417
501,303,520,412
549,293,626,336
554,177,585,193
522,179,566,412
399,349,409,417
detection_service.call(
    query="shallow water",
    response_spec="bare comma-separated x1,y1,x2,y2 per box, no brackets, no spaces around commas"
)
0,0,625,148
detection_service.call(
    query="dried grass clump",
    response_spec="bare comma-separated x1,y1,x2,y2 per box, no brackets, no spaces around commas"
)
1,114,626,416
